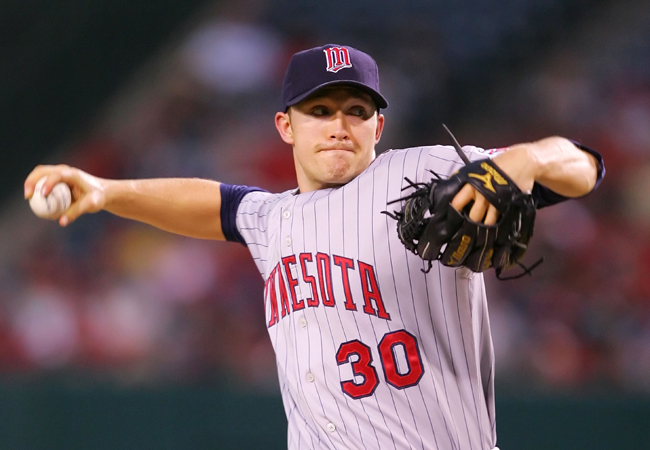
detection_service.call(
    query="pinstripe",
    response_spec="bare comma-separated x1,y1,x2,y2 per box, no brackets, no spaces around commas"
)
397,149,443,449
408,147,458,449
423,267,461,450
472,278,491,450
288,192,320,447
455,275,483,449
340,180,380,449
366,165,399,450
370,156,407,445
488,367,495,433
471,279,490,450
283,366,299,449
299,191,335,448
322,192,364,439
353,174,388,449
427,155,465,165
478,287,490,449
436,264,466,447
312,196,350,442
379,152,426,449
282,207,297,448
301,194,318,446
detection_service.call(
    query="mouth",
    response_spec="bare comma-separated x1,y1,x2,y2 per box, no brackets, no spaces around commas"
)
318,147,355,153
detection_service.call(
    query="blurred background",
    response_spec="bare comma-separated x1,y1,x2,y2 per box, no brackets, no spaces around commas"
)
1,0,649,448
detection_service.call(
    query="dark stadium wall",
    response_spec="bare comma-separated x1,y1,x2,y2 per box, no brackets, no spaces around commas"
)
0,0,213,207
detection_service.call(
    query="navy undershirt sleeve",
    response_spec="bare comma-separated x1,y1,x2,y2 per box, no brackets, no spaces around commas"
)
220,183,268,245
532,141,605,209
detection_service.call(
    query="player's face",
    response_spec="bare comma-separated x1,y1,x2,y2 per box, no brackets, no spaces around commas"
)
275,87,385,193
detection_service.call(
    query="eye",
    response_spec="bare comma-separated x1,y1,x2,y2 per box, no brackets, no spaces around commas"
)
349,106,369,119
310,106,330,116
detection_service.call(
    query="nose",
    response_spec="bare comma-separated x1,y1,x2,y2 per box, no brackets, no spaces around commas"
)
329,111,350,141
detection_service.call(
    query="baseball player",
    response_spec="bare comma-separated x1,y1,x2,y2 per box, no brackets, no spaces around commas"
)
25,44,603,449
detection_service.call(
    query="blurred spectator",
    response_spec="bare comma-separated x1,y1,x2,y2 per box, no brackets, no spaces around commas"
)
13,286,80,370
182,20,283,95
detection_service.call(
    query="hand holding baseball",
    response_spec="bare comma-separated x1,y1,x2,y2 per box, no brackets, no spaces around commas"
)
29,176,72,220
24,165,106,226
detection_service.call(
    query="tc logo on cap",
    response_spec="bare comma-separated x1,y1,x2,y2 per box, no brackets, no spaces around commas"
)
323,47,352,73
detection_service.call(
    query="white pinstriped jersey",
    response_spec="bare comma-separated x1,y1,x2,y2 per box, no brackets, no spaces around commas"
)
237,145,499,450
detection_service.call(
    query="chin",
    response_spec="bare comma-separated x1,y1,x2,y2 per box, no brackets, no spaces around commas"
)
325,162,357,184
320,168,361,187
320,153,359,181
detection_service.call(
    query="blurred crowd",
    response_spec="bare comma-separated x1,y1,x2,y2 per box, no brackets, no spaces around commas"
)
1,1,649,394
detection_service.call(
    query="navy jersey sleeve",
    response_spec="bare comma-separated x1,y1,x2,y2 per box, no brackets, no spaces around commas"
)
219,183,268,244
533,141,605,209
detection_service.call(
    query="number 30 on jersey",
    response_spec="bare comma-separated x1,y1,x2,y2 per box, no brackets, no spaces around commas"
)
336,329,424,399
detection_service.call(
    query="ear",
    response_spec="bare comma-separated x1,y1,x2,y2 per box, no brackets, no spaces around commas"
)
374,113,385,144
275,111,294,145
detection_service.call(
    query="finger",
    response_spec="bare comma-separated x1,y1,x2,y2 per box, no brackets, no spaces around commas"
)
24,165,56,199
468,192,489,222
41,165,73,197
450,184,475,212
485,205,499,226
59,190,101,227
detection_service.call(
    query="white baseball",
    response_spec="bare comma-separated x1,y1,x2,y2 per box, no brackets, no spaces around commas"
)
29,176,72,220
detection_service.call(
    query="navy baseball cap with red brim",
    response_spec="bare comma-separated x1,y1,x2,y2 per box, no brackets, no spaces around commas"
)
281,44,389,111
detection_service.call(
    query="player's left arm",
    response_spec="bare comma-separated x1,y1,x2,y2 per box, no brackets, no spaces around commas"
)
451,136,601,224
494,136,599,196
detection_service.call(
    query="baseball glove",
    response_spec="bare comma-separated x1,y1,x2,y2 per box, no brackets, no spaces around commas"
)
384,128,541,280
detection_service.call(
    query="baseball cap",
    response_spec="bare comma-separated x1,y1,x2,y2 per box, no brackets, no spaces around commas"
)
281,44,389,111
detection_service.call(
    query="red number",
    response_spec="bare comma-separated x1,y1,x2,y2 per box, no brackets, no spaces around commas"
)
379,330,424,389
336,340,379,399
337,330,424,398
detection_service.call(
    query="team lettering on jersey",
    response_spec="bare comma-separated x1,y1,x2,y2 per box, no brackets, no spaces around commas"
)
264,253,391,327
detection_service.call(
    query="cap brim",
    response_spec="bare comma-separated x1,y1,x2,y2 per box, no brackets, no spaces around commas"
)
285,80,389,110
